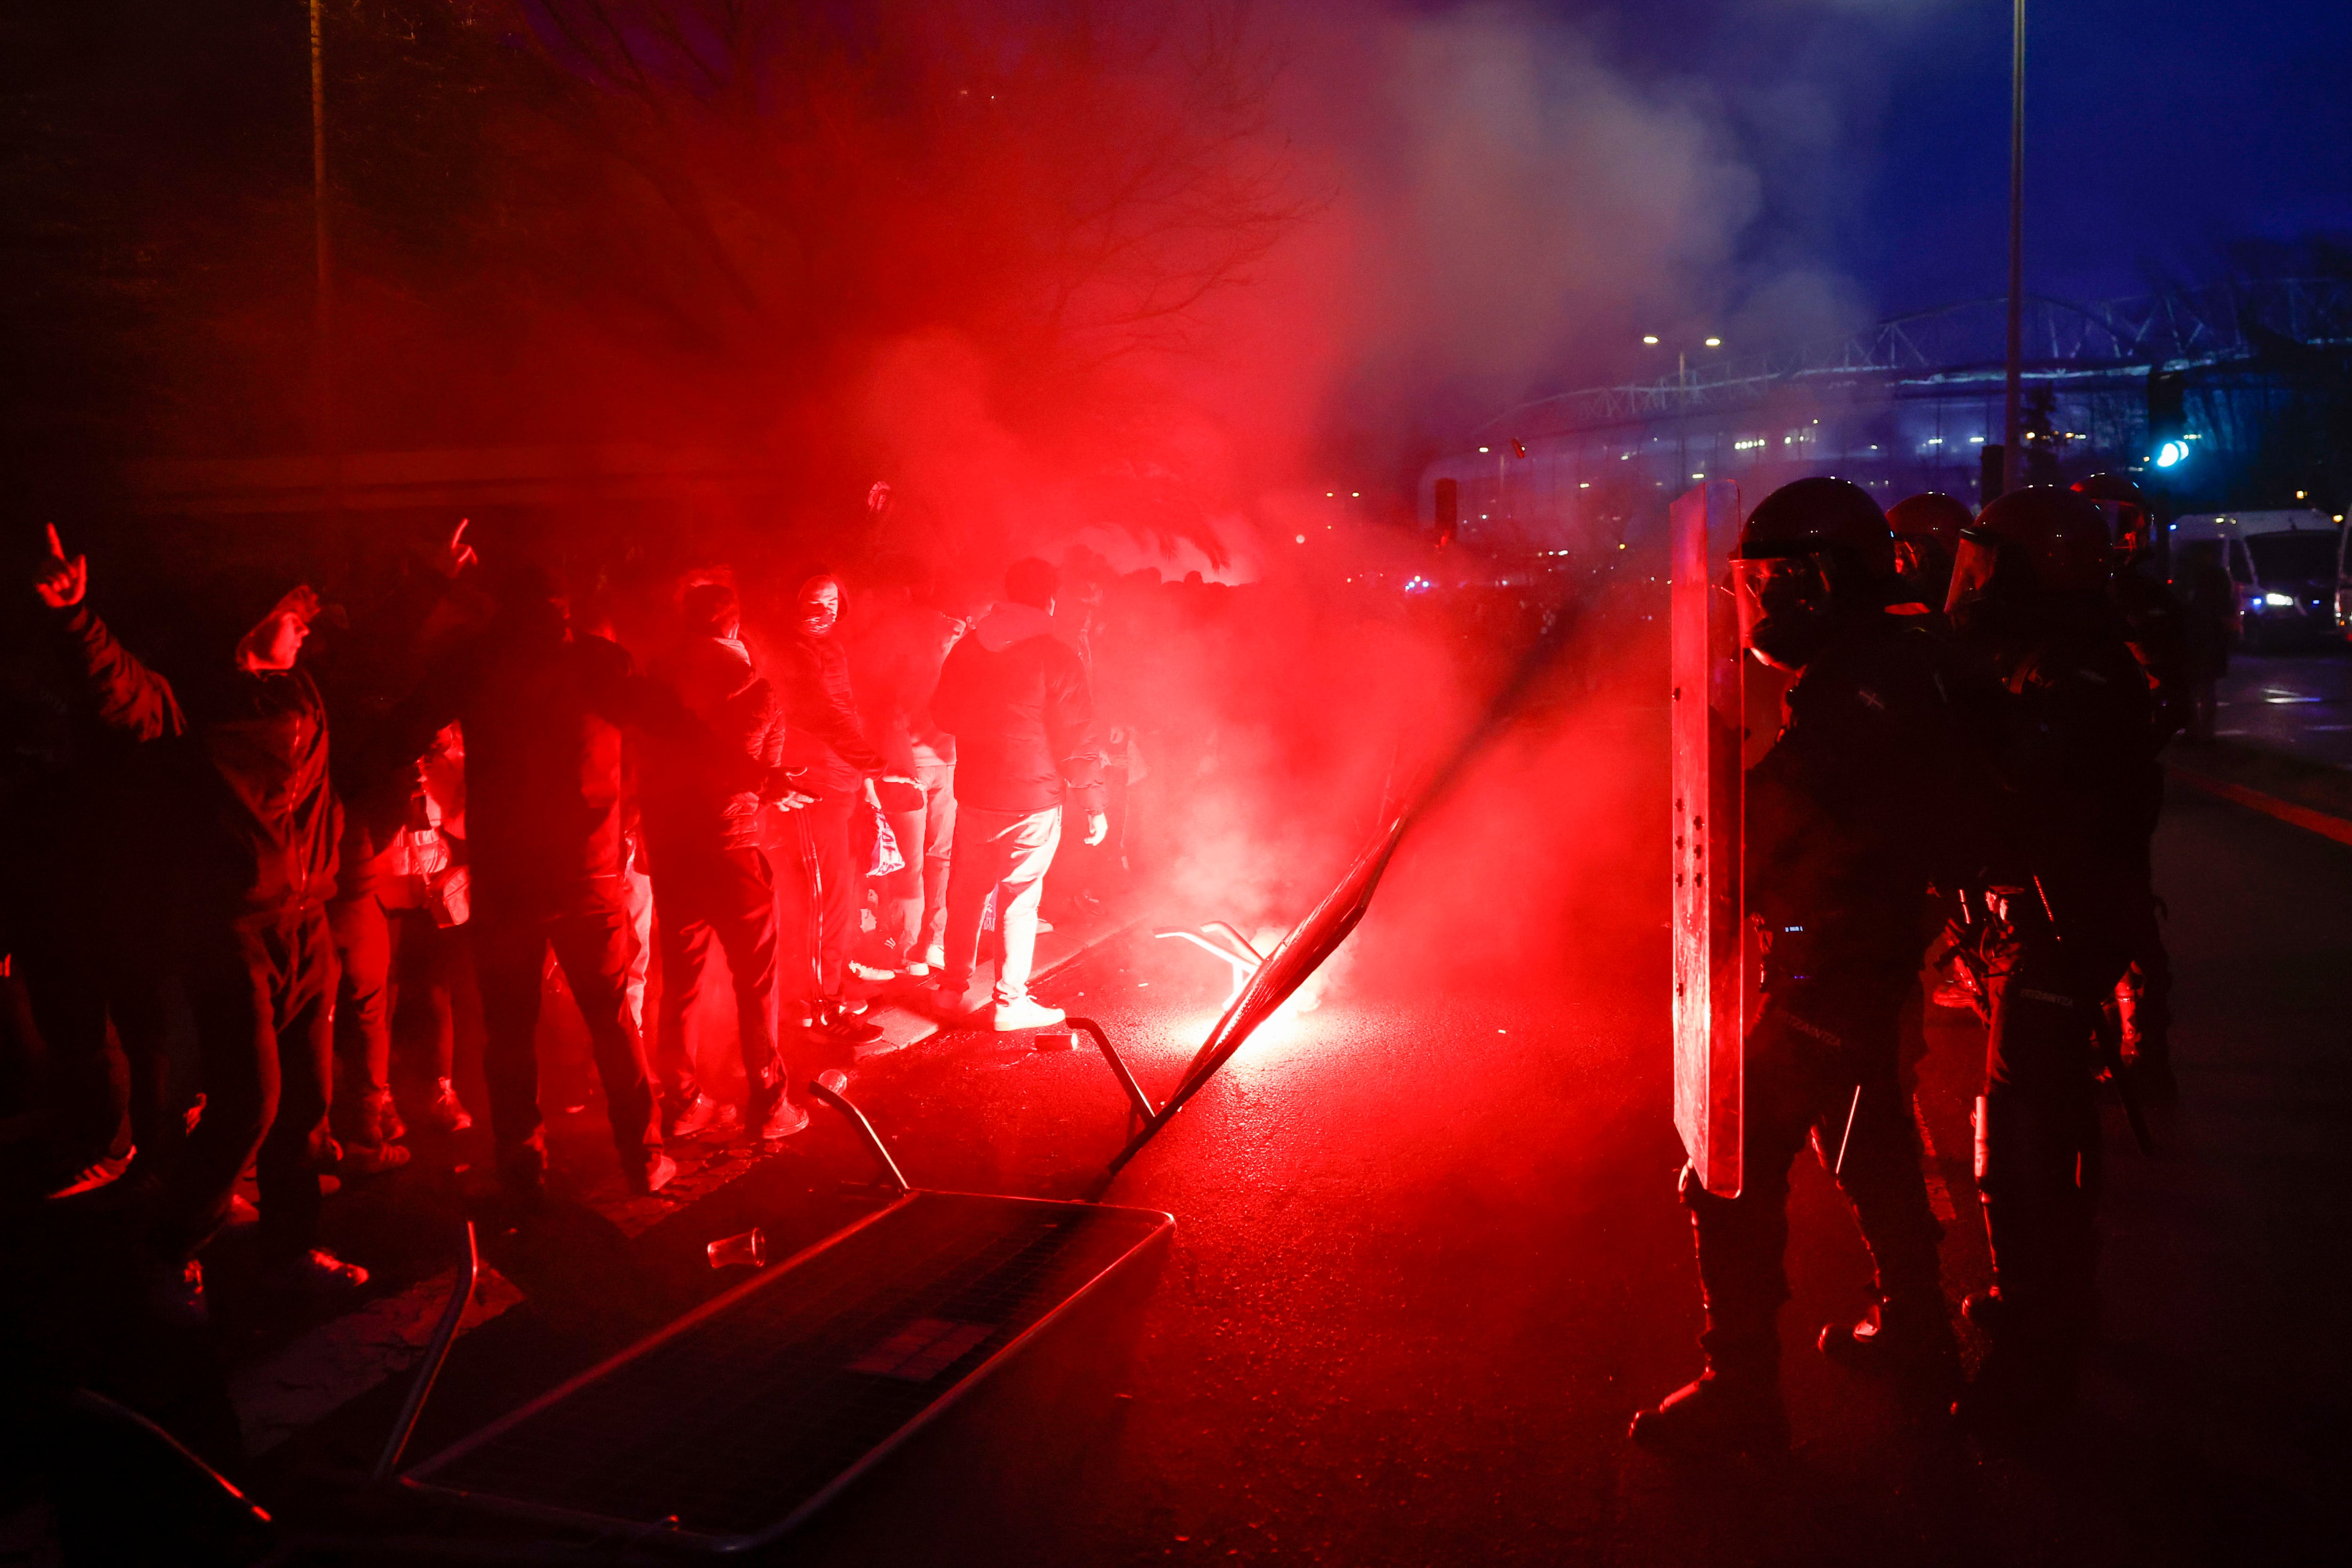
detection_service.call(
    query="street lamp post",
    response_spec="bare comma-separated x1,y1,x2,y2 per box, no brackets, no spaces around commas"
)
2001,0,2026,496
1644,334,1724,491
310,0,341,505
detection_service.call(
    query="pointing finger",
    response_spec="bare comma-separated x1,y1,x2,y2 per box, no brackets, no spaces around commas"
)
46,522,64,557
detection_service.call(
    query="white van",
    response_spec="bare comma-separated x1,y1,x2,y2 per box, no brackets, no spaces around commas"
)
2339,522,2352,642
2171,510,2343,651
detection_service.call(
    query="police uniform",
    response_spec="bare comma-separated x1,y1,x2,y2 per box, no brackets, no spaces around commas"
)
1681,613,1970,1405
1956,597,2156,1409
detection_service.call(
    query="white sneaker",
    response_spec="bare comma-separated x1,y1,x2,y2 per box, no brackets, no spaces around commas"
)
903,961,931,978
758,1097,811,1141
991,998,1066,1032
922,945,946,970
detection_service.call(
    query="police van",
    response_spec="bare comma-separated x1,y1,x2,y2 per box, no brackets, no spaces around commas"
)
2170,509,2343,651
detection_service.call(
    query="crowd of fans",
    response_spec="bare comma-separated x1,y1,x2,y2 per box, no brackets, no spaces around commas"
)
0,519,1292,1325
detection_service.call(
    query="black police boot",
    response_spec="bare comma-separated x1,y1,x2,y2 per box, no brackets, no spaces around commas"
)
1955,1200,2089,1434
2129,1047,2177,1107
1818,1294,1962,1395
1630,1368,1788,1458
1952,1321,2080,1435
1642,1166,1793,1457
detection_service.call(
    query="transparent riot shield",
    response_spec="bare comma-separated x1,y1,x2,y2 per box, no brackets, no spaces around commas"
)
1670,480,1748,1197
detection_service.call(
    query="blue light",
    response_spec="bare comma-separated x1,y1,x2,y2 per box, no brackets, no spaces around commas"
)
2155,439,2189,468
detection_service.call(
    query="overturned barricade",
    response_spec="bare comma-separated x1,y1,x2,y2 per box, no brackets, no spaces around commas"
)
380,619,1569,1553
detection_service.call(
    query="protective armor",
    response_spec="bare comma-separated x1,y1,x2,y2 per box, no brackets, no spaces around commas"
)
1642,479,1969,1452
1947,486,2160,1423
2073,473,2190,747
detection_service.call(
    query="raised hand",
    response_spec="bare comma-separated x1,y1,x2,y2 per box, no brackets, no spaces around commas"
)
427,517,478,579
32,523,87,609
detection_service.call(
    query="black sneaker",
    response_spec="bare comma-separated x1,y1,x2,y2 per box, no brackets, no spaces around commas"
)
45,1148,135,1200
1818,1298,1962,1409
1629,1370,1788,1457
810,1001,882,1046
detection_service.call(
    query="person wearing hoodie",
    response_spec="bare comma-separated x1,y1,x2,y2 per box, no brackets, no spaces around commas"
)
383,560,684,1200
777,574,890,1048
929,557,1107,1032
31,523,371,1313
640,581,810,1144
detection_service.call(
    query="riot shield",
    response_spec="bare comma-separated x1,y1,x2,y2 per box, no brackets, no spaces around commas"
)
1670,480,1747,1197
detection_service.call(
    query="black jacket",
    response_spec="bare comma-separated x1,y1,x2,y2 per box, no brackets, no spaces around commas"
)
780,629,883,798
642,637,789,856
1745,614,1983,979
1962,599,2160,971
52,604,340,916
930,604,1105,815
387,613,686,906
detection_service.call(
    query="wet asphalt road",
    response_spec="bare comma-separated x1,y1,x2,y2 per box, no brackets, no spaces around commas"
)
260,771,2352,1567
649,783,2343,1566
2213,648,2352,767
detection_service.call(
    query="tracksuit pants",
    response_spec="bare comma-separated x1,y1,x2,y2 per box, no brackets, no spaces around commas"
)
169,904,337,1262
940,804,1063,1008
652,844,790,1114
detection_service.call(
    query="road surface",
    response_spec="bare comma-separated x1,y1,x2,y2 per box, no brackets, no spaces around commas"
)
251,753,2352,1567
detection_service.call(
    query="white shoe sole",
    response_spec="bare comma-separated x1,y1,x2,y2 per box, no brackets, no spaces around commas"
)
760,1106,813,1140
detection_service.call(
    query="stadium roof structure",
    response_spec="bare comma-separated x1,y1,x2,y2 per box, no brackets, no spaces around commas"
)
1474,278,2352,440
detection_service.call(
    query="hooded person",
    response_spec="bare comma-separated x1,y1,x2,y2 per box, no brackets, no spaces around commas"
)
927,557,1107,1032
775,573,890,1048
30,524,365,1317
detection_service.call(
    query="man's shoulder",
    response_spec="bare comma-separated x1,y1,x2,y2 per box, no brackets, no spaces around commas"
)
1795,622,1943,716
573,631,636,676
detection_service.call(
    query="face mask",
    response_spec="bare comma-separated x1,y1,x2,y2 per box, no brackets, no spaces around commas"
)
799,584,840,637
1731,553,1837,670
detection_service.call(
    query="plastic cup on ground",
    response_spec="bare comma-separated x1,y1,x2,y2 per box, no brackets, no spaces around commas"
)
707,1227,767,1270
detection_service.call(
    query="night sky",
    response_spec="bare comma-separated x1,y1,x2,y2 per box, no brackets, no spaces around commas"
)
1603,0,2352,319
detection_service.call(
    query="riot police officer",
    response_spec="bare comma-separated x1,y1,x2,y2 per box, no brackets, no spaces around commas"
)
2071,473,2178,1100
1632,478,1972,1456
1943,486,2159,1427
1885,491,1974,621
